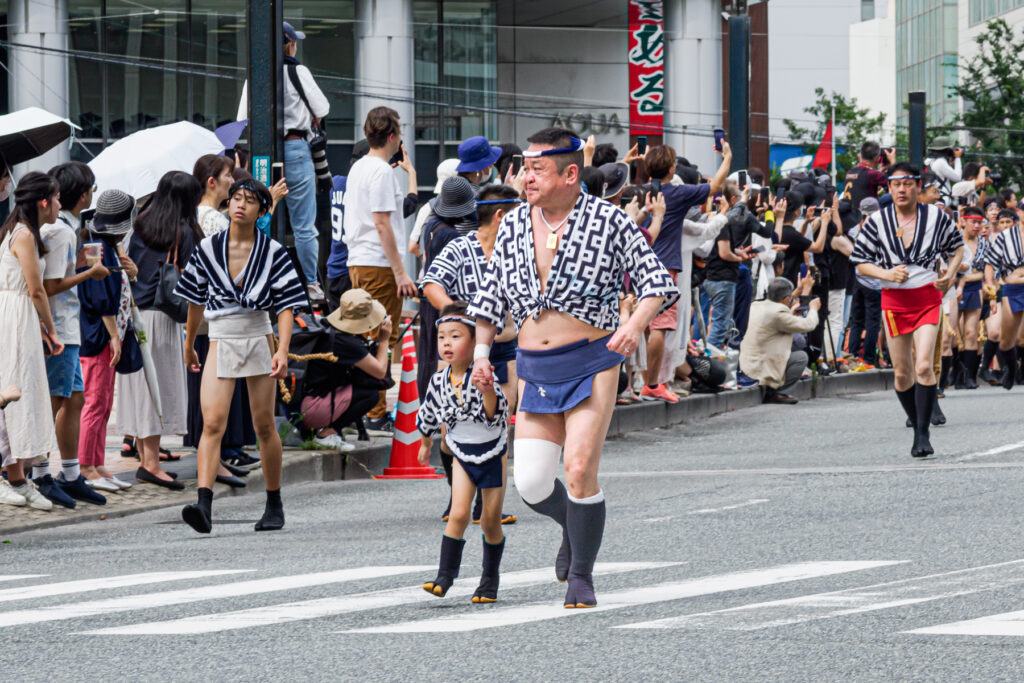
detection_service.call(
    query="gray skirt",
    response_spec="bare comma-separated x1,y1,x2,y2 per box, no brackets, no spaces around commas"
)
208,311,274,379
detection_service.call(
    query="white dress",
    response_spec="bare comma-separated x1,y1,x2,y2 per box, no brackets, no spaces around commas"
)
0,227,58,462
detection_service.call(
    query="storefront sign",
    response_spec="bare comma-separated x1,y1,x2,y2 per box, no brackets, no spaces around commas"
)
551,112,625,135
253,155,270,185
628,0,664,136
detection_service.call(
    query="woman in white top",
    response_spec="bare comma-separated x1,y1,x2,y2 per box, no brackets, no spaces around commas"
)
0,172,64,509
194,154,234,237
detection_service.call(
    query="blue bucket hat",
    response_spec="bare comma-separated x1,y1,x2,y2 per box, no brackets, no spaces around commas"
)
456,136,502,174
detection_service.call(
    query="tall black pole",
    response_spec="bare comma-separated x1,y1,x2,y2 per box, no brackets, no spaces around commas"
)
728,14,750,172
908,91,926,170
247,0,284,240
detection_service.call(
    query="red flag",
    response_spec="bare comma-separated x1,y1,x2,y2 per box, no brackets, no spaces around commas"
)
812,119,833,170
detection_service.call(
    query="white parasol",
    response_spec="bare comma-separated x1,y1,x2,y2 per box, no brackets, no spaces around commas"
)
88,121,224,207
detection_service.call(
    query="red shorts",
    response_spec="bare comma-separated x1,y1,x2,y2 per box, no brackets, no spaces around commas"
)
881,284,942,338
649,270,679,331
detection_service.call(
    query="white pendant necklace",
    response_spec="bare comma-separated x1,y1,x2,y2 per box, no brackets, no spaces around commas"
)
538,207,570,250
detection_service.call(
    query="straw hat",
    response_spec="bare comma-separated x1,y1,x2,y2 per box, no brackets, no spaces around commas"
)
326,289,387,335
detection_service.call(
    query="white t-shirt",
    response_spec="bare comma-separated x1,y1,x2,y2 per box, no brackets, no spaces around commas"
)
40,214,82,346
951,179,977,206
343,156,404,268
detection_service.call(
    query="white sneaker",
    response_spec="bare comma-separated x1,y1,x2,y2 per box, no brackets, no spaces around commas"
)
307,282,326,302
86,477,120,492
0,479,26,506
13,481,52,510
313,433,356,452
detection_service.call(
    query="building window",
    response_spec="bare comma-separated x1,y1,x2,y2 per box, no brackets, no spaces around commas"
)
413,1,497,191
67,1,355,153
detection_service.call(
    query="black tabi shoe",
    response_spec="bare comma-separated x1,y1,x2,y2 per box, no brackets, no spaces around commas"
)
564,573,597,608
182,488,213,534
931,396,946,426
472,537,505,604
555,527,572,583
911,432,934,458
255,490,285,531
423,535,465,598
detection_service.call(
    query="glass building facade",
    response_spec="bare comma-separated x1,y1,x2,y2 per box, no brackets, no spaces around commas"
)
6,0,495,190
969,0,1024,25
894,0,959,126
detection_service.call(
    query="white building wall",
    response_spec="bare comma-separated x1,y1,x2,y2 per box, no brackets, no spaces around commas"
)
849,14,897,144
768,0,862,143
9,0,70,174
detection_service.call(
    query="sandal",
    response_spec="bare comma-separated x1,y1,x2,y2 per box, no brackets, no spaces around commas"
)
159,447,181,462
121,437,139,460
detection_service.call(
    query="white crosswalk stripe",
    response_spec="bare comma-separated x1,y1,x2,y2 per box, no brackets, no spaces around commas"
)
617,559,1024,631
0,571,244,604
0,566,428,629
0,576,46,583
906,610,1024,637
82,562,677,635
344,561,901,634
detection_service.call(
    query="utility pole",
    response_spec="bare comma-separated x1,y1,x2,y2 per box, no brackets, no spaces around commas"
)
907,91,926,170
726,1,750,172
247,0,284,240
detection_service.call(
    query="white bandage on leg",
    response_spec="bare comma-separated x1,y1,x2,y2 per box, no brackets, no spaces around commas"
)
513,438,563,504
568,490,605,505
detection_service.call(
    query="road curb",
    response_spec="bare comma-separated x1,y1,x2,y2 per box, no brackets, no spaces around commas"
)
2,369,892,536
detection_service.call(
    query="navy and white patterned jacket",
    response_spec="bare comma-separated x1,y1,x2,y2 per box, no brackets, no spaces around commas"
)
416,366,508,464
467,192,677,332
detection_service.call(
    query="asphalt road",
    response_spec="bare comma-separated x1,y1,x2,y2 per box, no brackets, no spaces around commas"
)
4,385,1024,682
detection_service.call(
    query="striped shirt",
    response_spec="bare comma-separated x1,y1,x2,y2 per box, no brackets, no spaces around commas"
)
986,227,1024,280
962,235,992,274
850,203,963,289
416,366,508,464
422,234,488,304
174,229,308,319
467,192,677,332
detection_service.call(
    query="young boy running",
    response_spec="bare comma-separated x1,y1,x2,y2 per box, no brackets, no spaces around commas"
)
418,302,509,603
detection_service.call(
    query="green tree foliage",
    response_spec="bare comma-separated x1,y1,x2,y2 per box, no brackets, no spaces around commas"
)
783,88,887,183
952,18,1024,191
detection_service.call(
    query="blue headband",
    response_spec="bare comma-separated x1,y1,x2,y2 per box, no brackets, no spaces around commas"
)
476,199,522,205
888,174,921,181
522,136,585,158
435,315,476,329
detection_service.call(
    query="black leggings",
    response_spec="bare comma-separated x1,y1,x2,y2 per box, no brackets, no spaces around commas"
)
328,386,380,433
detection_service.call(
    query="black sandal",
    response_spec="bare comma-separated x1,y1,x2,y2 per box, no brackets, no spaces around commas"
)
121,437,139,460
159,447,181,462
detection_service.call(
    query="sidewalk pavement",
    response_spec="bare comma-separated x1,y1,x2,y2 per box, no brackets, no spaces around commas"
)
0,369,894,536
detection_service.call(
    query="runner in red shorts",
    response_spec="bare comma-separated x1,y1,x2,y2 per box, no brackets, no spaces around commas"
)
850,162,963,457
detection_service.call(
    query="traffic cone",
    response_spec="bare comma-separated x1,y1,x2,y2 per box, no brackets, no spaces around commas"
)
377,320,443,479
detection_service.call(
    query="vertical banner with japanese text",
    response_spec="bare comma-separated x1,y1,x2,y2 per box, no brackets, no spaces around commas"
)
628,0,664,137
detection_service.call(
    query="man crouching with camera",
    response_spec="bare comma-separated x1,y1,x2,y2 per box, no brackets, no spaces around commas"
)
740,275,820,404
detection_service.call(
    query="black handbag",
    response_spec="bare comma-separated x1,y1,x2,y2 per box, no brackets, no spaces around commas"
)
115,324,144,375
153,234,189,324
